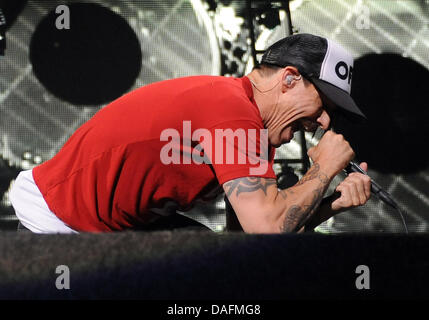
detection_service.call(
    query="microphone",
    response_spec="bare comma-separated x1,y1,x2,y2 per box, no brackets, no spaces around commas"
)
313,128,409,233
344,161,408,233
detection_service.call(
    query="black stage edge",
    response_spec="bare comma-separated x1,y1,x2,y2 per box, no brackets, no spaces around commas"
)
0,231,428,300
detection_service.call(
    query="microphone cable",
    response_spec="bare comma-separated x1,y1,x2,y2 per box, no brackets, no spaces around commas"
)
345,161,408,234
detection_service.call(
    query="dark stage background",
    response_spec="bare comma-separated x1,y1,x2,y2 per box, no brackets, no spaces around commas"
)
0,0,428,234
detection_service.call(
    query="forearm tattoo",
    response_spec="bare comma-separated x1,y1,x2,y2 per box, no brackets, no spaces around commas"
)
224,177,276,198
281,163,330,233
223,164,329,233
294,163,329,186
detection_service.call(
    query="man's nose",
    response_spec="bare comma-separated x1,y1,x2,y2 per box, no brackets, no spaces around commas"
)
317,111,331,131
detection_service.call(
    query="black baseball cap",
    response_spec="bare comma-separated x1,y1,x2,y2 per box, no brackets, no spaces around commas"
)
260,33,366,119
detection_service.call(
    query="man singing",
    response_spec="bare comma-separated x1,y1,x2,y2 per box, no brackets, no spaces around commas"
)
10,33,371,233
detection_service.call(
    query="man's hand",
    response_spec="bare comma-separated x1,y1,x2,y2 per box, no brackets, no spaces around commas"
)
331,162,371,212
303,162,372,231
307,131,355,178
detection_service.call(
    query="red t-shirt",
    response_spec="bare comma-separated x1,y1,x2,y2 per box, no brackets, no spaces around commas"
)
33,76,276,231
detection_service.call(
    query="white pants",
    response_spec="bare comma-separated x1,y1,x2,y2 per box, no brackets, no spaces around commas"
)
9,169,78,234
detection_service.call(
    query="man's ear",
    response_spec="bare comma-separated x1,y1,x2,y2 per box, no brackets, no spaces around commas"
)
281,66,301,91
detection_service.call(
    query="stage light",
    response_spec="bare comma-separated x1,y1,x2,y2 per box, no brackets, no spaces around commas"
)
30,2,142,106
258,8,281,29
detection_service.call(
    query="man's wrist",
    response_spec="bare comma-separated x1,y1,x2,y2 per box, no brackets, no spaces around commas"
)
315,160,340,180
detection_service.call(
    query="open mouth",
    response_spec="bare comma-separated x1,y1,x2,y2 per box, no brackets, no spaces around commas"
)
293,120,319,133
291,122,301,134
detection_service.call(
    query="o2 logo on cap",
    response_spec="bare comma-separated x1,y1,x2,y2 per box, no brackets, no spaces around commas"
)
320,39,354,93
335,61,353,84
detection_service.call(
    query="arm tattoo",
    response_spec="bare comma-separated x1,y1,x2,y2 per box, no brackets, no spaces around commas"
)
281,163,330,232
282,205,302,229
224,177,276,198
294,163,329,186
282,186,326,232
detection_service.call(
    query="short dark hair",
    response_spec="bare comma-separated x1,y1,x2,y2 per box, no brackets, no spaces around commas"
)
253,62,280,70
253,63,313,84
260,34,328,79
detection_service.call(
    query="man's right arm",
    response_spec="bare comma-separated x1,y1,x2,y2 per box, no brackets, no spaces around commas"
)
223,162,333,233
223,131,355,233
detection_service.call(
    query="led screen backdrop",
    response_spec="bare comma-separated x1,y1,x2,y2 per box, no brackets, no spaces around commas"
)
0,0,428,233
